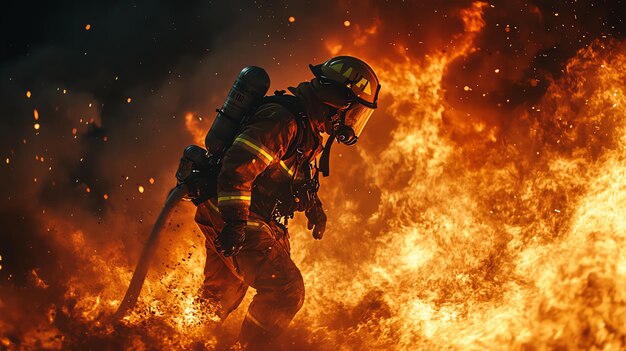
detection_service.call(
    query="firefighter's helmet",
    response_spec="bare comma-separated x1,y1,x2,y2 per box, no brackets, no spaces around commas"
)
309,56,381,145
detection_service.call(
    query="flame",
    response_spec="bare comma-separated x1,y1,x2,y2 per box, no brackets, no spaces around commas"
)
5,1,626,350
185,112,211,146
287,3,626,350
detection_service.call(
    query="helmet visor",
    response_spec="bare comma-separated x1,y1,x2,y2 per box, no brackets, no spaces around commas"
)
343,103,374,138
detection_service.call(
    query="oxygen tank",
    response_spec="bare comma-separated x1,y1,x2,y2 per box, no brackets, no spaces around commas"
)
205,66,270,157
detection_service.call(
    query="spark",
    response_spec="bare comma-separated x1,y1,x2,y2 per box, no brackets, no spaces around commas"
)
127,97,132,103
494,68,500,73
34,123,40,130
85,24,91,30
288,16,295,23
33,109,39,120
344,20,351,27
103,194,109,200
12,3,626,349
26,90,31,98
5,158,9,164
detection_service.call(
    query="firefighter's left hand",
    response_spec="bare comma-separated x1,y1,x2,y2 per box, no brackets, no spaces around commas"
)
215,221,246,256
306,204,327,240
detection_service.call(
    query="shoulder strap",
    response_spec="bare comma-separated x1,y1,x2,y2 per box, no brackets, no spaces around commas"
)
260,90,308,160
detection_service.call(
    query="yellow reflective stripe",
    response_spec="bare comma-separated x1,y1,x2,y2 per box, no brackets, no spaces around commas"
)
219,191,251,197
278,160,307,180
246,220,271,232
218,195,251,204
207,198,219,212
218,192,252,205
233,135,274,164
279,160,294,176
245,313,272,332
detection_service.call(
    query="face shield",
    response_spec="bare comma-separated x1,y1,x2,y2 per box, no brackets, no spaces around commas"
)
335,103,375,145
343,103,374,139
311,77,377,145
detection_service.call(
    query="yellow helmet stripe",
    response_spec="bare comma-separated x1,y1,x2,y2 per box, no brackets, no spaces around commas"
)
342,67,353,78
329,62,344,72
356,77,371,95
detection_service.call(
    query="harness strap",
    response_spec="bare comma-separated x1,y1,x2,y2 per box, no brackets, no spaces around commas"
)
318,134,334,177
260,91,307,161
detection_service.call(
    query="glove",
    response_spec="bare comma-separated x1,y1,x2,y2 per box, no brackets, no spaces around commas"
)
215,220,246,257
305,203,327,240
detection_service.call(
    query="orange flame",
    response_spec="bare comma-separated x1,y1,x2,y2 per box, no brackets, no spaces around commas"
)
7,2,626,350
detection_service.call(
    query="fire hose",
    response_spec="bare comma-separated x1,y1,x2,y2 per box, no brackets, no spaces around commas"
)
113,183,188,320
113,66,271,321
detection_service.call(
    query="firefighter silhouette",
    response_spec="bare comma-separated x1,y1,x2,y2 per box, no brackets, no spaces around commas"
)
193,56,381,349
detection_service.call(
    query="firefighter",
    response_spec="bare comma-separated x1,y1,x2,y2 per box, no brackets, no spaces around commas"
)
194,56,380,349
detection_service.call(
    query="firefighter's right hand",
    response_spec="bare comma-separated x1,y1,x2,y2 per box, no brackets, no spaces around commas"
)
306,204,327,240
215,221,246,257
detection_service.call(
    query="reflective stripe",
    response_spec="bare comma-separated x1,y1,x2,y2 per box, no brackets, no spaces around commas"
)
207,198,219,212
279,160,306,180
245,312,272,332
246,220,271,232
218,195,251,204
233,135,274,164
279,160,294,176
218,192,252,205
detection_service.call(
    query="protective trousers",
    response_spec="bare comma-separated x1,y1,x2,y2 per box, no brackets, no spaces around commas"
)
194,199,305,349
